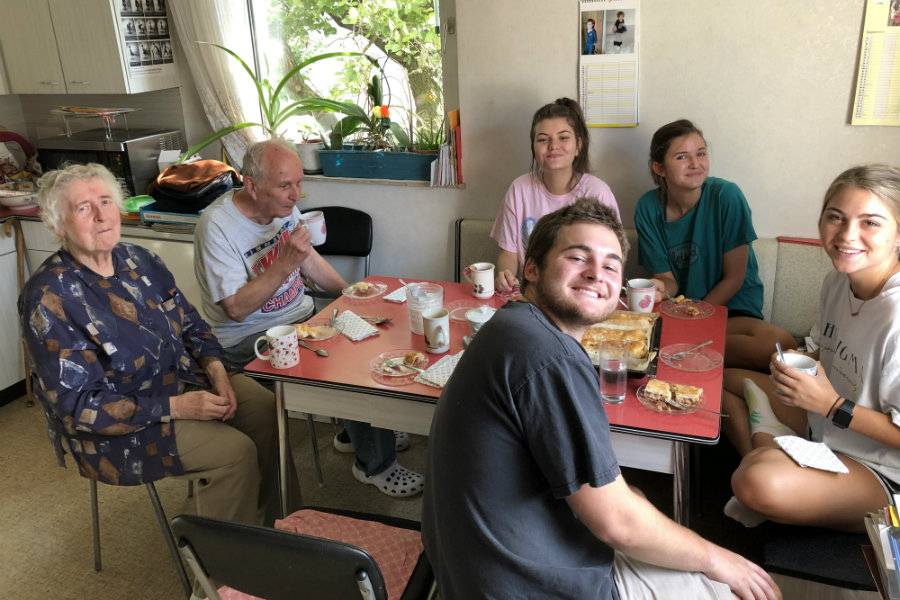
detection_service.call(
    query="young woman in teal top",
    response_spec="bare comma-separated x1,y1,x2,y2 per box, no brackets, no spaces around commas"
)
635,119,795,375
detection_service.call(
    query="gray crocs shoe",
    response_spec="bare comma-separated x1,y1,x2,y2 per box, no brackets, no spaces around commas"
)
351,461,424,498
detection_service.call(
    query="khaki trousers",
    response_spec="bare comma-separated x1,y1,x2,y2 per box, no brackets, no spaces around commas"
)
174,373,301,526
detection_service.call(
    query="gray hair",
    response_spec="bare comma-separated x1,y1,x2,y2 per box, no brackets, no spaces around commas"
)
241,137,300,184
37,163,124,242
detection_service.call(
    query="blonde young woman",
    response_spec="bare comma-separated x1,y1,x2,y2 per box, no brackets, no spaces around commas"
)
726,165,900,531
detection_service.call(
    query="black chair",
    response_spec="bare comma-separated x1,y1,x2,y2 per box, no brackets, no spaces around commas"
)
303,206,373,285
301,206,374,483
171,510,435,600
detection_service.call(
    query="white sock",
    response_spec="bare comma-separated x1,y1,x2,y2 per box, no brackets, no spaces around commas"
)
744,378,793,438
724,496,767,528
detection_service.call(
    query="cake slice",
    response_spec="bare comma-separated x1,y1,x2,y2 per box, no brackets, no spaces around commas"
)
644,379,671,403
403,351,428,369
671,384,703,408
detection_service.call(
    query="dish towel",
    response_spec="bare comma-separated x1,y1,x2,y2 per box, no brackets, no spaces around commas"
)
383,285,407,303
415,351,464,388
334,310,379,342
774,435,849,474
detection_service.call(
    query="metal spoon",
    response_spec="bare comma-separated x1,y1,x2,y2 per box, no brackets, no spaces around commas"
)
298,341,328,357
330,308,338,328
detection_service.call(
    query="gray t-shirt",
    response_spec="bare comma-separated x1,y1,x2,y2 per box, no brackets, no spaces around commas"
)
194,190,314,348
423,301,621,599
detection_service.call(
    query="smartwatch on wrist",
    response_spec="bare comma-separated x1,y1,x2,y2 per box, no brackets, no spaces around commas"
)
831,397,856,429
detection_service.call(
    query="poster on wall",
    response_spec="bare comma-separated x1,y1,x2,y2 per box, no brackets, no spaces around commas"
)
119,0,174,74
851,0,900,126
579,0,640,128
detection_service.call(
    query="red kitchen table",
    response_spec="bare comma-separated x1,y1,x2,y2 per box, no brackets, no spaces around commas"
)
245,276,727,524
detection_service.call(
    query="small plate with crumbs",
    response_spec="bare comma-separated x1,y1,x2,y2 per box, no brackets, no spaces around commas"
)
342,281,388,301
659,297,714,320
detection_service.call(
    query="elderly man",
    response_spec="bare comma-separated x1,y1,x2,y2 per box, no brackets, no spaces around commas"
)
423,199,780,599
194,138,423,498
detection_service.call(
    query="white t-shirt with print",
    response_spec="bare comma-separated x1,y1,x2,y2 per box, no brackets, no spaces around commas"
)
812,270,900,484
194,190,314,348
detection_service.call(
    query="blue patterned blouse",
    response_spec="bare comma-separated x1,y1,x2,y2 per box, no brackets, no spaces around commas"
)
19,243,224,485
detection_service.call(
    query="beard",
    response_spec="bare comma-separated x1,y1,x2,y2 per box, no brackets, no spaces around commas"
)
532,275,618,330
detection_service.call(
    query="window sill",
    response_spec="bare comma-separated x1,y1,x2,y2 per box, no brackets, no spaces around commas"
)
303,173,464,189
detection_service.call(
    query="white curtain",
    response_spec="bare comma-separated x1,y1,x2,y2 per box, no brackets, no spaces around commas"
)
168,0,264,166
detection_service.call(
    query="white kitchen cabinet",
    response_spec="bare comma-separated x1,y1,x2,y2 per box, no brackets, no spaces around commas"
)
0,1,65,94
0,0,178,94
0,229,23,390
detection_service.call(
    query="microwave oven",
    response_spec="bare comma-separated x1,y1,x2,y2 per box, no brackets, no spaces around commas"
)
36,128,184,196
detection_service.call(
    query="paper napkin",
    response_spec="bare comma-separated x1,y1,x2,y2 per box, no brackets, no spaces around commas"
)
334,310,379,342
383,285,408,303
775,435,849,474
415,351,464,388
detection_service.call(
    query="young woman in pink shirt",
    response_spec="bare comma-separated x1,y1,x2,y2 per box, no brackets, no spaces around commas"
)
491,98,620,292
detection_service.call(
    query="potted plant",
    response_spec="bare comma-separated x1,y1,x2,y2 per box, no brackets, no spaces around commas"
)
295,124,325,173
177,43,368,162
316,76,437,181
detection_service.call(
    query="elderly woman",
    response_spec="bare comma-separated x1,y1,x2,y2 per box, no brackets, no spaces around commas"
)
19,163,298,525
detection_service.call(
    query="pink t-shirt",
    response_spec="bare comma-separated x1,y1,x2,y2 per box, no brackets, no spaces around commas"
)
490,172,619,270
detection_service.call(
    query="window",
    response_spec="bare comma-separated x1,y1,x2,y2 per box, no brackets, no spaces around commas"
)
246,0,454,150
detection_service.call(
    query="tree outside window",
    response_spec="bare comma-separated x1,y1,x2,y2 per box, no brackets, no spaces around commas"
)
250,0,444,146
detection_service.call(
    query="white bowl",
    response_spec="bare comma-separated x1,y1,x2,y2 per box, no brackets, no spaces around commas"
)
0,190,37,208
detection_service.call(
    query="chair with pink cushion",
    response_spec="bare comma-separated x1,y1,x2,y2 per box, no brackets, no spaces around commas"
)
171,508,434,600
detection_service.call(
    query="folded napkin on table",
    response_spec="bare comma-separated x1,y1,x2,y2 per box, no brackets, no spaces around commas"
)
415,351,464,388
774,435,848,474
383,285,407,303
334,310,379,341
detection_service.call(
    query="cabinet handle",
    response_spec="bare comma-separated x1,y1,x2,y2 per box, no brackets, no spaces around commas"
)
69,81,90,85
40,81,60,85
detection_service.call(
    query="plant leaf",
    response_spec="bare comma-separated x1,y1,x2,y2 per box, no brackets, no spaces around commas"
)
390,122,409,147
177,122,262,163
270,51,367,107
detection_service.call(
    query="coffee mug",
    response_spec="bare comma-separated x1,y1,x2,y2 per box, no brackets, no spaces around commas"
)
422,307,450,354
626,278,656,313
300,210,327,246
464,262,495,299
779,352,818,376
465,306,497,336
254,325,300,369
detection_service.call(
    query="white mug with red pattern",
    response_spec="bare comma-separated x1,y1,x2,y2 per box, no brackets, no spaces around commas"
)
300,210,327,246
463,262,495,299
254,325,300,369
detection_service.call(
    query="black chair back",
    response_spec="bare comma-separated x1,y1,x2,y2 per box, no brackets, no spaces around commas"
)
171,514,387,600
305,206,373,259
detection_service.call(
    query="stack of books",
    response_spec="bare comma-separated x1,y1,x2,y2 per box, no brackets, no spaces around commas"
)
430,109,463,187
864,496,900,599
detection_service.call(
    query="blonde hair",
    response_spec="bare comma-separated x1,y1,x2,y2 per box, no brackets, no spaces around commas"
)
821,164,900,257
37,163,124,242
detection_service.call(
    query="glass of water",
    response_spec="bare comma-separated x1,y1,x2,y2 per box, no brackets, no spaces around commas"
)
599,345,627,404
